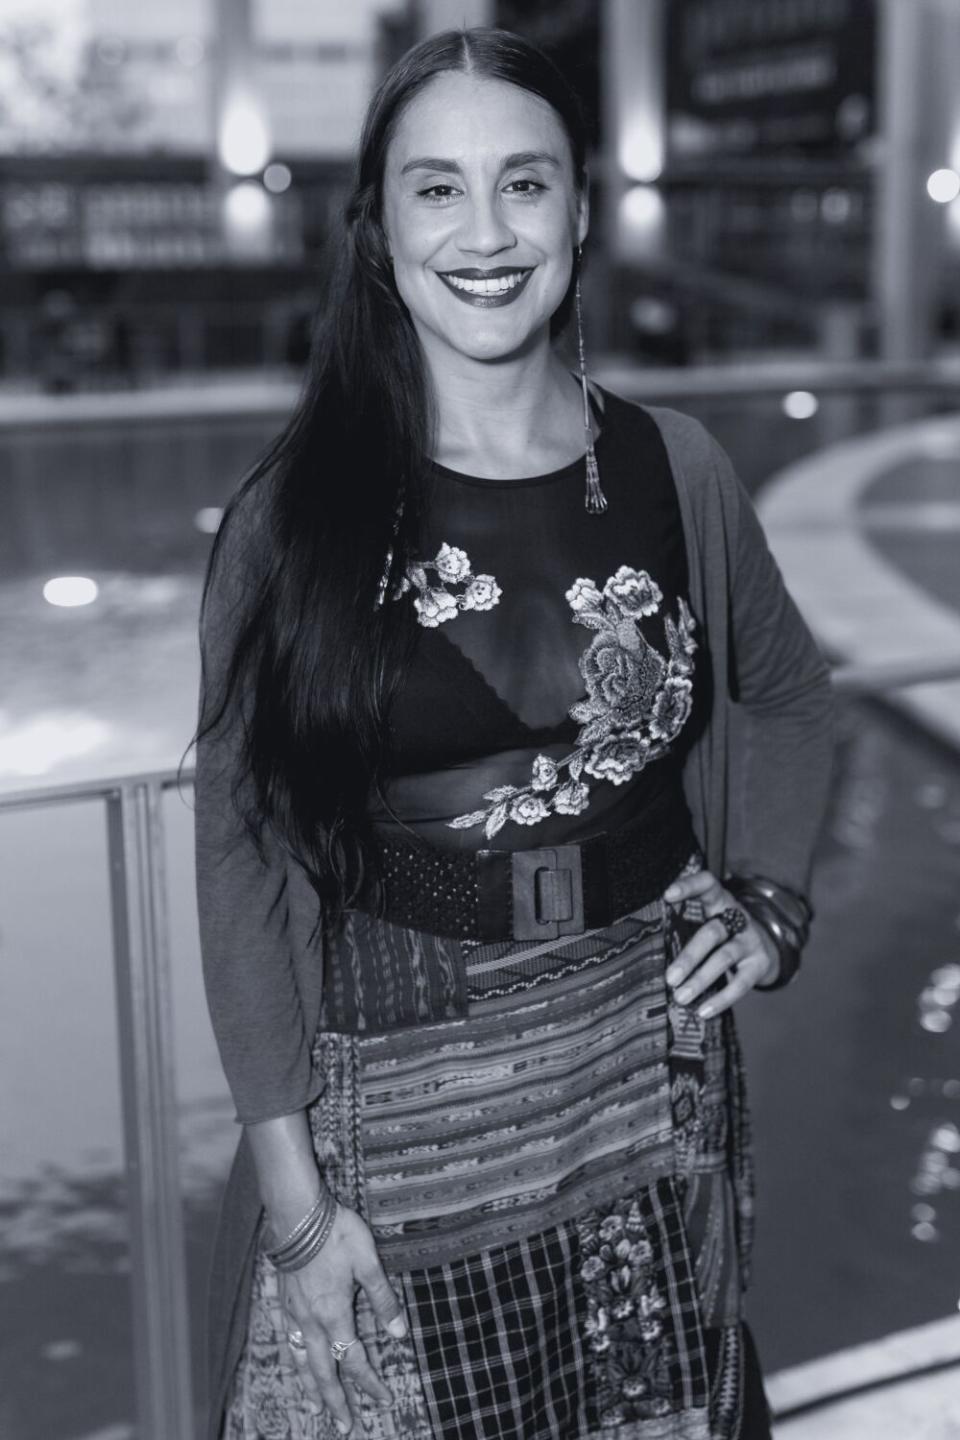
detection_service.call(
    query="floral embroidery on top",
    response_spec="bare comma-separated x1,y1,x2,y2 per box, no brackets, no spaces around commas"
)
399,543,502,628
577,1197,674,1423
447,564,697,838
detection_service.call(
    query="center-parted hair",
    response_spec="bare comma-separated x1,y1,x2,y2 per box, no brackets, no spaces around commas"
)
192,26,590,921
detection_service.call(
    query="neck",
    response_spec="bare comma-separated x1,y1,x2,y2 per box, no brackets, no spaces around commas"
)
421,335,588,478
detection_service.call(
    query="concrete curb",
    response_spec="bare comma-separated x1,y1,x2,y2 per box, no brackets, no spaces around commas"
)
767,1315,960,1438
757,412,960,752
767,1312,960,1415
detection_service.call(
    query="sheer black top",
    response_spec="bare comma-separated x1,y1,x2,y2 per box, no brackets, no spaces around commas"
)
371,389,704,851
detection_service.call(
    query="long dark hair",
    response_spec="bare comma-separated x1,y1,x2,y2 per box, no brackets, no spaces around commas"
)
193,26,589,921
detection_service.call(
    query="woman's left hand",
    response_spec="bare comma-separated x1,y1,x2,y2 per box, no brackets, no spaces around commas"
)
663,868,779,1018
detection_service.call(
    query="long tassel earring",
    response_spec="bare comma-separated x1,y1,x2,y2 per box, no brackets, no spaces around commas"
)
575,246,607,514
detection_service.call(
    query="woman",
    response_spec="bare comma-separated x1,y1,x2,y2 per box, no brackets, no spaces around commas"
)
194,26,835,1440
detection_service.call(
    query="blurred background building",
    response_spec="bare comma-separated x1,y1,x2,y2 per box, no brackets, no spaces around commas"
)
1,0,959,387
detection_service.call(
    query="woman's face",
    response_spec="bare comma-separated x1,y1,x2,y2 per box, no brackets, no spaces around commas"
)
381,71,588,368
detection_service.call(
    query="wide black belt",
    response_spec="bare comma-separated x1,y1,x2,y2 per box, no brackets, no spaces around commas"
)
360,785,698,944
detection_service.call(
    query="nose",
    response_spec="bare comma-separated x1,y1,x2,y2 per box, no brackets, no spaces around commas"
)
455,191,517,258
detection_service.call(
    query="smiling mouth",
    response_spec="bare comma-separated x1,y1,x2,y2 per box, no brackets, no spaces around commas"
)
436,267,534,306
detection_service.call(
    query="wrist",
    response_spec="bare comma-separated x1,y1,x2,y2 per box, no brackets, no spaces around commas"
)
263,1176,331,1246
756,928,781,987
265,1187,339,1272
726,872,810,991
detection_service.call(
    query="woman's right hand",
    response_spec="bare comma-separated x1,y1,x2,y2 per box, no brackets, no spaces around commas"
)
278,1203,407,1435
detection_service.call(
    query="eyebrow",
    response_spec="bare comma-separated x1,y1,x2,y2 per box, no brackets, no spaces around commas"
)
400,150,562,177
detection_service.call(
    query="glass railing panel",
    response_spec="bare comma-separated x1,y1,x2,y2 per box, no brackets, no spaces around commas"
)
0,798,137,1440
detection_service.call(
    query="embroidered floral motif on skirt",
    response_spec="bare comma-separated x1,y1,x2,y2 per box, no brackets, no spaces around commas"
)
223,851,758,1439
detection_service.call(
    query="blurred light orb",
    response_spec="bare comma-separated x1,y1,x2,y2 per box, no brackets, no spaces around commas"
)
943,1079,960,1097
932,965,960,987
783,391,819,420
629,296,676,336
43,576,98,608
927,169,960,204
220,100,270,176
263,162,292,195
621,185,664,229
194,507,224,535
619,130,663,184
911,1202,936,1222
911,1220,939,1242
890,1094,910,1111
920,1009,953,1033
932,1123,960,1153
821,188,852,225
225,181,270,233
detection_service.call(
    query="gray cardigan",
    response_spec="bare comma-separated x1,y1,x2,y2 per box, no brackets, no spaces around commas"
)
194,402,837,1436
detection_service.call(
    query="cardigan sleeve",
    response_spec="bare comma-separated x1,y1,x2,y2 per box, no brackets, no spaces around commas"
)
194,489,325,1124
712,436,838,895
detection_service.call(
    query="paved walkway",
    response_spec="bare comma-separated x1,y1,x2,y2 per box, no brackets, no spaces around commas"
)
769,1314,960,1437
758,414,960,1435
757,411,960,747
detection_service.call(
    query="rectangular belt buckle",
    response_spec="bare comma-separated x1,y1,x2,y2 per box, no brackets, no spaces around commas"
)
510,845,584,942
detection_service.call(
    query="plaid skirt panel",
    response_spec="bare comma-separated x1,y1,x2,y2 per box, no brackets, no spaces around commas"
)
224,851,760,1440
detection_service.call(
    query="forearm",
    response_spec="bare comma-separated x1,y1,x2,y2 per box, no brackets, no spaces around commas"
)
245,1109,327,1241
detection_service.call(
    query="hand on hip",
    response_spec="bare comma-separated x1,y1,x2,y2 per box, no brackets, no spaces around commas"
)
663,867,779,1018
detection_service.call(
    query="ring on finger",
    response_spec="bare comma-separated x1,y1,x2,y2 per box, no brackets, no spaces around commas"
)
330,1336,362,1364
287,1328,307,1352
717,906,747,943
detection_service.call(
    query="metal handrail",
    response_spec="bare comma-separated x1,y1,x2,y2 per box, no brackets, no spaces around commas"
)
6,648,960,1438
0,356,958,431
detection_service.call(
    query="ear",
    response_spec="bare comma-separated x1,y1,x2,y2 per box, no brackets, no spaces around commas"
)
575,186,590,249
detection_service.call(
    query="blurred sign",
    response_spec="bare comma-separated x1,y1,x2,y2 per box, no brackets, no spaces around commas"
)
666,0,877,158
0,180,303,269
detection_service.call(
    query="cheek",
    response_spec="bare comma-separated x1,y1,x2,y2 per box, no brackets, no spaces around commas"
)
386,203,445,265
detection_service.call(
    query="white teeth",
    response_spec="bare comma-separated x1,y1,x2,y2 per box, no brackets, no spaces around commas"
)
443,271,527,295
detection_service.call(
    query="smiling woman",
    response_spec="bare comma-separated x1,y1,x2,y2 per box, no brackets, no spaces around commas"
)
192,25,835,1440
382,68,587,391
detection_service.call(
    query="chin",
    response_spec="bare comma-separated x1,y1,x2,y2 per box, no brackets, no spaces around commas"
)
460,334,530,363
444,315,551,364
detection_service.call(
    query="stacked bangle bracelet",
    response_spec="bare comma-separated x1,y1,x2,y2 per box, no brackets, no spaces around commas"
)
265,1187,339,1272
725,874,813,992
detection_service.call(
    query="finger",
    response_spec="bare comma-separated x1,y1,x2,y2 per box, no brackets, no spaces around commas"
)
666,913,736,985
357,1254,408,1339
695,964,757,1018
686,940,773,1017
315,1307,393,1409
284,1332,327,1411
298,1328,355,1435
278,1325,324,1416
338,1336,395,1409
663,868,724,904
672,938,746,1007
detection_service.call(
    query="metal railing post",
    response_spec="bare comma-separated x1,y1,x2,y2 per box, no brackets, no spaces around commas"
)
106,779,195,1440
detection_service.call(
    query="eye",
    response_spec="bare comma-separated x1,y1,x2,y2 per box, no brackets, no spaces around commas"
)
417,184,461,203
505,178,546,197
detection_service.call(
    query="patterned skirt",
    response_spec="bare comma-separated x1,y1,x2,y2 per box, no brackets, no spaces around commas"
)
224,850,768,1440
